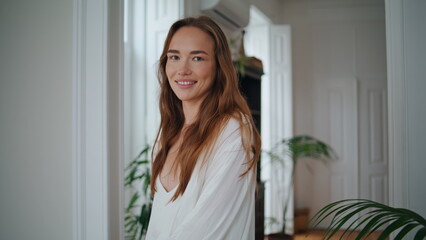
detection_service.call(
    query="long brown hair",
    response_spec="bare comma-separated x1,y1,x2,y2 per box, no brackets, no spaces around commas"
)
151,16,261,201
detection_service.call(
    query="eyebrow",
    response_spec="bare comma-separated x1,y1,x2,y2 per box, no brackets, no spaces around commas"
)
167,49,209,55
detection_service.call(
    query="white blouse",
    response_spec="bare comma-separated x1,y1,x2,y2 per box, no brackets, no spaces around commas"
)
145,118,256,240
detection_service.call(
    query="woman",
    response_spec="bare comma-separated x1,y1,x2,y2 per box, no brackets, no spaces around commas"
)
146,16,261,240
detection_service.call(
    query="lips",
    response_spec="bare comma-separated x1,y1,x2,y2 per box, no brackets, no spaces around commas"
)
175,79,197,88
177,81,196,85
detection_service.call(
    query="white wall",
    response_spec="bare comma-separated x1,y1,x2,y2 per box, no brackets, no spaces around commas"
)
248,0,282,23
0,0,74,239
279,0,387,218
387,0,426,218
282,0,426,224
184,0,282,24
403,0,426,218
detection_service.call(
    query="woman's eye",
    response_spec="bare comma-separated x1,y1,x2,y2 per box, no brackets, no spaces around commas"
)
193,56,203,61
169,55,179,60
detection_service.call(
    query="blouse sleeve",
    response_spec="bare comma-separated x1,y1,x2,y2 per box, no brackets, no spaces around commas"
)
164,119,255,240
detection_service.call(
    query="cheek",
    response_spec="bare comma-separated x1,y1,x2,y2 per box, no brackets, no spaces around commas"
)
165,63,170,77
198,62,213,76
165,64,174,82
208,63,217,82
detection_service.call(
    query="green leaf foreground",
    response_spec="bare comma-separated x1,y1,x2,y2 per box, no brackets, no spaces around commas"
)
310,199,426,240
124,145,153,240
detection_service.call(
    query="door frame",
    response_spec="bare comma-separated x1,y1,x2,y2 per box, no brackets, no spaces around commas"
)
72,0,116,239
385,0,408,209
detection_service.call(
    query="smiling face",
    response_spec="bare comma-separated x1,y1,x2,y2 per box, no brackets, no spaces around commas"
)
166,26,216,107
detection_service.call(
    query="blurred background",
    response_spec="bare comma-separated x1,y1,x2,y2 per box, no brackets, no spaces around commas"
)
1,0,425,239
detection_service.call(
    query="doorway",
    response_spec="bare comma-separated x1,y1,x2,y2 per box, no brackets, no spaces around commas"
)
245,6,294,235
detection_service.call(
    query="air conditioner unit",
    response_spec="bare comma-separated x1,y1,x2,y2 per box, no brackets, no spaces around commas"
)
201,0,250,31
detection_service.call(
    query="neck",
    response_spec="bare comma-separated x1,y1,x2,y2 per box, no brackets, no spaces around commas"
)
182,100,202,125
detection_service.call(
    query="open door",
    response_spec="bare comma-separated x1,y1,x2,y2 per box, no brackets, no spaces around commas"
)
246,21,293,234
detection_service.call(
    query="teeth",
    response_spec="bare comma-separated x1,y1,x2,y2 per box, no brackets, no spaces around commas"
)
177,81,196,85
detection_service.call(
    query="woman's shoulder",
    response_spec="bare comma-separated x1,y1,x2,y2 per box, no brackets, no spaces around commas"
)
220,115,243,137
218,113,252,142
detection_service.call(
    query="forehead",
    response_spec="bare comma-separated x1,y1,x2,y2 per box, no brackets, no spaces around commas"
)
168,26,214,52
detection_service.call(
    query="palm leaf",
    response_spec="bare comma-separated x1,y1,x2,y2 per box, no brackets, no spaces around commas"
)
265,135,335,234
310,199,426,240
124,144,153,239
126,192,140,213
415,228,426,239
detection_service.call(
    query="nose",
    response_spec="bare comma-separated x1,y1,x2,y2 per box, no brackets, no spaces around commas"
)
177,60,192,76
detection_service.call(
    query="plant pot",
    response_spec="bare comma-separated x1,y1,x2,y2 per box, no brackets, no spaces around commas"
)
266,233,294,240
294,207,310,233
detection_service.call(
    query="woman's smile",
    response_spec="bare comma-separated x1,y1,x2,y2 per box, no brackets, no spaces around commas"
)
175,79,198,88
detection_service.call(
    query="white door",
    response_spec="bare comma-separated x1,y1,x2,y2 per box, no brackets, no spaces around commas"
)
246,22,293,234
309,7,388,228
312,77,359,206
359,80,388,203
269,25,293,234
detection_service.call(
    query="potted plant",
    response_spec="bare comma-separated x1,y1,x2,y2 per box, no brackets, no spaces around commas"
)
266,135,335,240
310,199,426,239
124,145,152,240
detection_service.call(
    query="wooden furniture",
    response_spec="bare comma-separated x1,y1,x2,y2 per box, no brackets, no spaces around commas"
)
237,57,264,240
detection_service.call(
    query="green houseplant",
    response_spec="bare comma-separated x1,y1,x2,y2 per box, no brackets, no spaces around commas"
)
266,135,335,240
124,145,153,240
310,199,426,240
